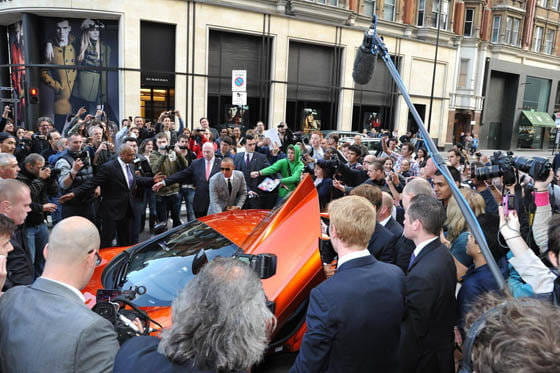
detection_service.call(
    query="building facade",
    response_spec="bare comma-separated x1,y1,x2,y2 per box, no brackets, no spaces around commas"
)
0,0,557,148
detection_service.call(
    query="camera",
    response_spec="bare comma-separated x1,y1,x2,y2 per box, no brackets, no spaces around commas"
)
73,150,90,168
178,145,188,150
512,156,551,182
474,151,516,185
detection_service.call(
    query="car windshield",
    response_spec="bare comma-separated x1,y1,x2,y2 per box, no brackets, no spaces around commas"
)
119,220,239,307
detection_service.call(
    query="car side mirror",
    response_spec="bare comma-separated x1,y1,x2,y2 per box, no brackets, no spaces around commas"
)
192,249,208,275
233,253,277,279
153,222,168,235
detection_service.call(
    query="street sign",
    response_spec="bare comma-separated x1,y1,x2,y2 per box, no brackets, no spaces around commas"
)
232,70,247,92
0,98,19,103
232,91,247,106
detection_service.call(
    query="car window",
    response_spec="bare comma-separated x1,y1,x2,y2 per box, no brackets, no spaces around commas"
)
120,220,239,307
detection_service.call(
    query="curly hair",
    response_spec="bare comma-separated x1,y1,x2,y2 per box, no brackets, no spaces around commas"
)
464,293,560,373
158,257,275,371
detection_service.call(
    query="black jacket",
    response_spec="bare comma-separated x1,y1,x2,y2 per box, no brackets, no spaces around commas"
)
367,222,398,263
16,168,58,226
234,151,270,193
72,158,153,221
3,227,34,291
398,239,457,373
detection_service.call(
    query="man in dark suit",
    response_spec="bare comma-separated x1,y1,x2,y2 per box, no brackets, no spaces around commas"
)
350,184,397,263
380,191,403,237
153,142,221,218
234,134,271,209
291,196,405,372
394,178,434,271
0,217,119,372
60,144,160,247
398,194,457,373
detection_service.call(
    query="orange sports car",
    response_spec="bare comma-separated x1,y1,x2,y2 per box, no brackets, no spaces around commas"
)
82,175,325,351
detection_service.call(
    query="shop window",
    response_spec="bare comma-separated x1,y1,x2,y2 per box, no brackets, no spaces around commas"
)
491,16,501,43
464,8,474,37
522,76,551,112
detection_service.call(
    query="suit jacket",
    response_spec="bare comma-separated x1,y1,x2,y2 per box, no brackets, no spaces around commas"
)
114,336,214,373
0,277,119,372
367,222,398,263
291,255,405,373
234,151,270,193
72,158,153,221
385,216,404,237
394,234,416,272
164,157,221,215
398,239,457,373
207,171,247,215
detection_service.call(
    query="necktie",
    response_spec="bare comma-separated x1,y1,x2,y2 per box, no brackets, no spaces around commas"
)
126,164,134,189
246,153,250,167
205,160,211,180
227,178,232,195
408,252,416,270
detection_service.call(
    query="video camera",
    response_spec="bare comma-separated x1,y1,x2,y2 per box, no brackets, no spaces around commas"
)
474,151,551,184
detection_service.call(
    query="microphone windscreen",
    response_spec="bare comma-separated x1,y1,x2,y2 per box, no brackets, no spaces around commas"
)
352,48,377,85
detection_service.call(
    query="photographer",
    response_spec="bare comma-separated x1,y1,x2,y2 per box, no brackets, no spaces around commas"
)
16,154,57,276
31,117,54,155
149,133,188,227
469,161,499,215
54,134,95,220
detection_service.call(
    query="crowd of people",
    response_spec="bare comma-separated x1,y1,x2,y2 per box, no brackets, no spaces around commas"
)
0,102,560,372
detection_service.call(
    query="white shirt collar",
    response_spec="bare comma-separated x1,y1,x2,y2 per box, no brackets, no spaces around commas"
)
379,215,391,226
413,236,438,258
337,248,371,269
40,277,85,303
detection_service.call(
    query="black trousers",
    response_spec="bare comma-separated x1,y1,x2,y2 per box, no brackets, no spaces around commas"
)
100,207,135,248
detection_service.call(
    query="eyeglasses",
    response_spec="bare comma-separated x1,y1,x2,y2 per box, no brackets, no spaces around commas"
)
220,167,231,171
87,249,102,266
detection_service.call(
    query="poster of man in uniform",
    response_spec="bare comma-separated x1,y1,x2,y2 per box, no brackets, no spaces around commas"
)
37,17,119,131
7,21,26,125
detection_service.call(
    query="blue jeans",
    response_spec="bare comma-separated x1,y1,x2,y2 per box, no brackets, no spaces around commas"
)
177,187,195,222
24,223,49,276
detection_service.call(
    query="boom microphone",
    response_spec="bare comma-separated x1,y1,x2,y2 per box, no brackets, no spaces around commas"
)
352,22,377,85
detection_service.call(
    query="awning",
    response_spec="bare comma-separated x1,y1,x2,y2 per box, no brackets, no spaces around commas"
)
520,110,555,127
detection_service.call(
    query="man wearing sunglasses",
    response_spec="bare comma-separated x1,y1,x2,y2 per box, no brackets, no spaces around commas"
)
207,158,247,215
0,216,120,372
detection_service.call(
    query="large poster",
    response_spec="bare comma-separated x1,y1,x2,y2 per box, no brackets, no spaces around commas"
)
7,21,26,124
37,17,119,130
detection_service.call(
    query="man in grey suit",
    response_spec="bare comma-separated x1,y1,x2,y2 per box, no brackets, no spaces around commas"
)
208,158,247,215
0,216,120,373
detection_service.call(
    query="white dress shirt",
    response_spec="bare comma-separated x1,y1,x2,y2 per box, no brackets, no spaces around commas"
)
337,248,371,269
379,215,391,226
412,236,438,258
117,157,132,189
40,277,86,303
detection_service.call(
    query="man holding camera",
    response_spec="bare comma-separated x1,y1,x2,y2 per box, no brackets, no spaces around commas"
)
55,134,95,220
149,133,188,227
16,154,58,276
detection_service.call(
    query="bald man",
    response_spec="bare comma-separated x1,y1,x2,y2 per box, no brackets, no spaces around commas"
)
153,141,221,218
60,144,161,247
379,191,403,237
0,217,119,372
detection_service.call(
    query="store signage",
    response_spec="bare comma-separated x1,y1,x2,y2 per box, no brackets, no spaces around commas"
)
232,70,247,92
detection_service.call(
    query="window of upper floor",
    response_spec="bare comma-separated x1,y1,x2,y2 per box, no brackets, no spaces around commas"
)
491,16,501,43
533,26,544,52
383,0,396,21
363,0,377,16
464,8,475,37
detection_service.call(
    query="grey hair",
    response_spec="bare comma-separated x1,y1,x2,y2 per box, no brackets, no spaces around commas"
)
23,153,44,166
36,116,53,127
158,257,275,371
402,177,433,197
0,153,16,167
87,125,102,137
